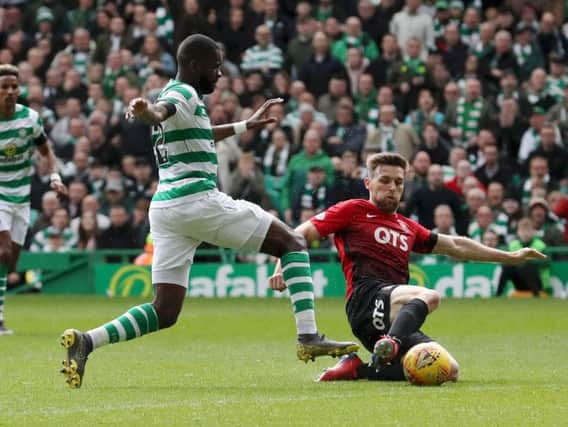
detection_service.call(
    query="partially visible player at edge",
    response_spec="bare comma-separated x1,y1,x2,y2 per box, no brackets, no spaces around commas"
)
0,64,67,336
269,152,546,382
59,34,357,388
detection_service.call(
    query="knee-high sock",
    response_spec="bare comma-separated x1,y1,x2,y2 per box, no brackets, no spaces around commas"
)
281,251,317,335
388,299,428,339
86,303,159,349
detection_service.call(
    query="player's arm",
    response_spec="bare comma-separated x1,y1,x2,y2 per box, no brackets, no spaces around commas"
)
269,221,322,291
36,137,68,196
431,234,546,265
212,98,284,142
125,98,176,125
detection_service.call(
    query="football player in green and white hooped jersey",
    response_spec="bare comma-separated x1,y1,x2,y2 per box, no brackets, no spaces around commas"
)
0,64,68,336
59,34,358,389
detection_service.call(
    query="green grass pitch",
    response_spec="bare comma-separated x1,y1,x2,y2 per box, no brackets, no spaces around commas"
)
1,296,567,426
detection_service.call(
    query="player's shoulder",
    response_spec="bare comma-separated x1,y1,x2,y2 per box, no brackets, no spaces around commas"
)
159,79,198,105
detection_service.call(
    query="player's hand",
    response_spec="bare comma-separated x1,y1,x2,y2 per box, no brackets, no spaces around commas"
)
269,272,287,292
246,98,284,130
50,179,68,198
125,97,150,121
509,248,547,265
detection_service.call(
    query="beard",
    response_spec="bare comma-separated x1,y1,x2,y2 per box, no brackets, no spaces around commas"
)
376,196,399,214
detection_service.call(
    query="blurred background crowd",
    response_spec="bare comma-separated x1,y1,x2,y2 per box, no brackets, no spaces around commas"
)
1,0,568,269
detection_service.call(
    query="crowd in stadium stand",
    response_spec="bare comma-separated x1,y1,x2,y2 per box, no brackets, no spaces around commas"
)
1,0,568,269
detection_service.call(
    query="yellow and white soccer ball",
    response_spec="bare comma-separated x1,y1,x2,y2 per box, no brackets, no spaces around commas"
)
402,342,452,386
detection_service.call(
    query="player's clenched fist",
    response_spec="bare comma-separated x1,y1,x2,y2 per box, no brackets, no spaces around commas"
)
269,272,287,292
125,97,149,120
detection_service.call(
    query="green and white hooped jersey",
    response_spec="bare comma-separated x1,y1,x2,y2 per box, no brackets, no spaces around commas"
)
151,80,218,208
0,104,44,205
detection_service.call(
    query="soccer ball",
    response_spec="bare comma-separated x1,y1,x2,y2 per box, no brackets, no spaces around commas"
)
402,342,452,386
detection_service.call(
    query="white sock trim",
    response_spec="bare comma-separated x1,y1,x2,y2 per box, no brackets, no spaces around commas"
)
281,262,310,273
290,291,314,304
286,276,313,286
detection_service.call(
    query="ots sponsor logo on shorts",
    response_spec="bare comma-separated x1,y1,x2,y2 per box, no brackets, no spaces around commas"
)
374,226,409,251
372,297,386,331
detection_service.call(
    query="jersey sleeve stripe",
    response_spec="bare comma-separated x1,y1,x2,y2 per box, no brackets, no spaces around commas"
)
0,193,30,204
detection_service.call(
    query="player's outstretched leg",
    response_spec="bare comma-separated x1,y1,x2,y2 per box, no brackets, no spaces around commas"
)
262,221,359,362
60,284,184,388
371,286,440,369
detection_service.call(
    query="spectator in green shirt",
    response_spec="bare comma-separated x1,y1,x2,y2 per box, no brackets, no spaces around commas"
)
280,129,335,225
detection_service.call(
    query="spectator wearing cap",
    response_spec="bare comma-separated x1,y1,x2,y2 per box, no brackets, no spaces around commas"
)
448,0,464,21
528,197,565,247
33,6,64,52
365,104,420,161
432,1,451,44
514,22,544,83
331,16,379,65
537,11,568,61
519,68,557,118
390,0,434,59
545,53,568,103
298,31,347,99
241,25,284,77
323,98,366,159
280,130,335,225
440,23,469,79
93,16,135,65
528,123,568,182
364,33,400,89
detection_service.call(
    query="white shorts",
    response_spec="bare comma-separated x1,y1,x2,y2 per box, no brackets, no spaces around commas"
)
149,190,273,287
0,202,30,246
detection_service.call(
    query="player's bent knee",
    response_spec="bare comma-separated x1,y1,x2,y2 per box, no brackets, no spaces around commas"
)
152,303,180,329
285,231,307,253
418,289,441,312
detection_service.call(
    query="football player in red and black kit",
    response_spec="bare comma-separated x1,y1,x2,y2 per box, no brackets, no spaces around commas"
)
270,152,546,382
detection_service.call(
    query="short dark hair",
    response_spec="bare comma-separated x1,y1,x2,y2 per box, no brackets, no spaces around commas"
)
177,34,218,66
366,152,409,175
0,64,19,78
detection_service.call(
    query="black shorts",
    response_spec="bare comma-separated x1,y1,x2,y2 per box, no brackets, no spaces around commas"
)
346,281,432,360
